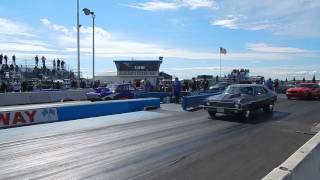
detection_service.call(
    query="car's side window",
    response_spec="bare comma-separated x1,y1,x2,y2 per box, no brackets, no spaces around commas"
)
116,86,122,92
255,87,266,96
129,85,136,91
123,85,129,92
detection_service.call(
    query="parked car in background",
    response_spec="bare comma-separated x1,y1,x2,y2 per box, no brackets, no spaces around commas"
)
204,84,277,120
286,83,320,99
86,83,141,101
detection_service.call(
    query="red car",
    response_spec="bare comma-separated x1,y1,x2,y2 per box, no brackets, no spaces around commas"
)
286,83,320,99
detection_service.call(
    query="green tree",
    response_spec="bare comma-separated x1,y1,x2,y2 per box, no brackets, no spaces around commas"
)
312,75,316,83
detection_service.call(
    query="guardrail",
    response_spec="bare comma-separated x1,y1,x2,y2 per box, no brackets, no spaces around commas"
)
0,89,92,106
0,98,160,128
181,92,221,111
263,131,320,180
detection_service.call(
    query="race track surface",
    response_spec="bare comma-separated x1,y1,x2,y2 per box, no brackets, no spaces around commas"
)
0,97,319,180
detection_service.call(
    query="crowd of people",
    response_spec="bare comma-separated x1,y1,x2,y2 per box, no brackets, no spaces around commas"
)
0,54,19,73
265,78,280,92
0,54,76,93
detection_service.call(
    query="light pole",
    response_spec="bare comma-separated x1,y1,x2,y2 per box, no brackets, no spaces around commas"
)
83,8,95,81
77,0,81,79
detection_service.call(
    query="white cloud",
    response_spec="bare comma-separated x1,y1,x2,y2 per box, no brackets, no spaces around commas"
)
211,19,238,29
0,43,57,52
130,0,217,11
247,43,310,53
0,17,59,58
129,1,179,11
40,19,319,62
210,0,320,37
0,18,35,37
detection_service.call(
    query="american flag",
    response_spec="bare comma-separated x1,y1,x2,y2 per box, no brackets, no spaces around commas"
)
220,47,227,54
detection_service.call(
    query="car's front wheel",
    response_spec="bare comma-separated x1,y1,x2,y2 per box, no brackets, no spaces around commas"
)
241,109,252,121
208,111,216,119
263,103,274,114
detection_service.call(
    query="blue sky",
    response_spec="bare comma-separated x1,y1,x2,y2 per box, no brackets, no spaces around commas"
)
0,0,319,80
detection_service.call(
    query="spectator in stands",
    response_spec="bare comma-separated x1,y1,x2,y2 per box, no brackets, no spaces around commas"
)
41,56,46,68
0,53,3,65
0,82,6,93
35,55,39,67
12,54,16,65
266,78,273,90
53,59,56,69
172,77,182,103
4,55,8,65
57,59,61,70
21,81,28,92
9,64,14,71
61,60,65,70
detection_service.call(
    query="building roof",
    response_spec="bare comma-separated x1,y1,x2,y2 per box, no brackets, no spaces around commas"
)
113,60,162,64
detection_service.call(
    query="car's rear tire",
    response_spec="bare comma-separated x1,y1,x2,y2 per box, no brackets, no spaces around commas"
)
208,111,216,119
263,103,274,114
103,97,112,101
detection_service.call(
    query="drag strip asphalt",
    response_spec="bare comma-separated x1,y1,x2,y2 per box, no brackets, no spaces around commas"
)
0,96,319,180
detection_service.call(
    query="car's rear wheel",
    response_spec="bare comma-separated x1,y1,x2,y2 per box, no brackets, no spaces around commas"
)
208,111,216,119
103,97,112,101
263,103,274,114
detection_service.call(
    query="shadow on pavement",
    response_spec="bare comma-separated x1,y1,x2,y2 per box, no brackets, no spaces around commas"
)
212,110,290,124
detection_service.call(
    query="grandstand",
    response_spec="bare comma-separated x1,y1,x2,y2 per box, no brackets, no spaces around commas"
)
0,55,77,92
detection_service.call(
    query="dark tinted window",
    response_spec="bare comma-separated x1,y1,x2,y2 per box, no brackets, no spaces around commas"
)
226,86,254,96
255,87,267,96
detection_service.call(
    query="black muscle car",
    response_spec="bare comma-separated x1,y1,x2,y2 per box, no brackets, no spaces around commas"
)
204,84,277,120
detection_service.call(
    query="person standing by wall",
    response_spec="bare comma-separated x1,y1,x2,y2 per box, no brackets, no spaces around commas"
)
53,59,56,69
41,56,46,69
4,55,8,65
191,77,197,92
274,79,279,93
172,77,182,104
57,59,61,70
0,53,3,65
35,55,39,67
61,60,65,70
266,78,273,90
12,54,16,66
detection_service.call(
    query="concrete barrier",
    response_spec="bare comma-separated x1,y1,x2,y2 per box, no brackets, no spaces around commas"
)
0,89,92,106
263,132,320,180
0,98,160,128
57,98,160,121
0,107,58,128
